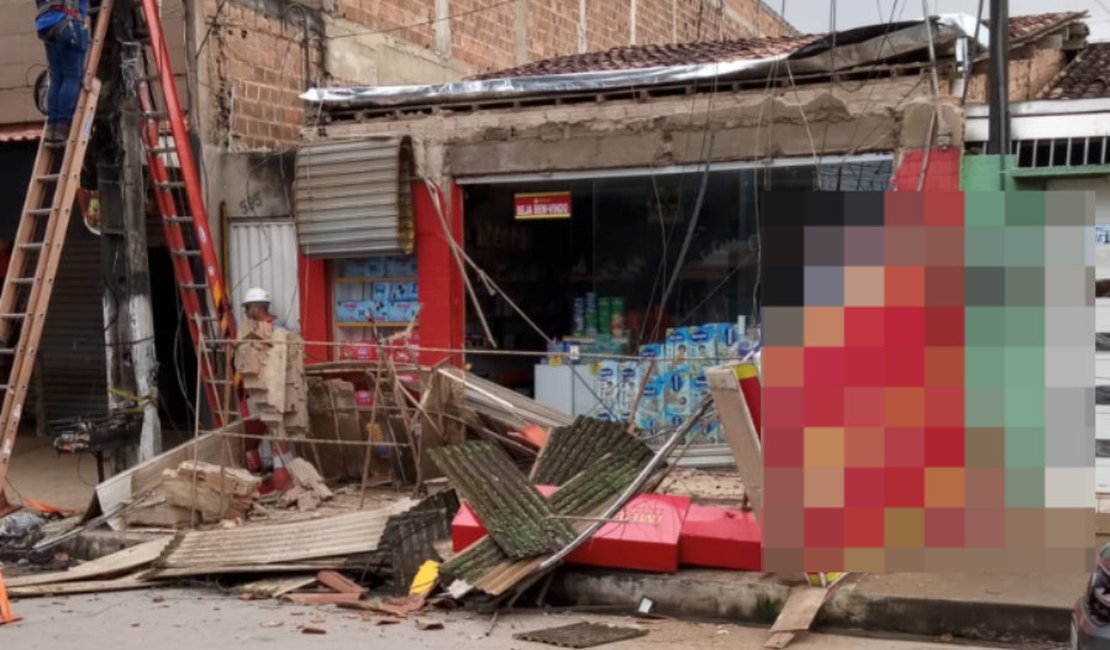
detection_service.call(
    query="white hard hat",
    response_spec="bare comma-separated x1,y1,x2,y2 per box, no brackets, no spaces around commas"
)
244,287,271,304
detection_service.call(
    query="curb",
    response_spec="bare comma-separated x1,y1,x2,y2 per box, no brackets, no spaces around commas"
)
552,568,1073,644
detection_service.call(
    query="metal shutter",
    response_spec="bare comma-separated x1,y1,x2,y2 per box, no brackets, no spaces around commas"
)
293,137,415,258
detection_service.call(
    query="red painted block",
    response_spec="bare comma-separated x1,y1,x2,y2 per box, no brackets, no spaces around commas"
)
677,504,763,571
452,487,691,573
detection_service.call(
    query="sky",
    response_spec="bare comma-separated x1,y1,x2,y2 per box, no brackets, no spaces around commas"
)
780,0,1110,41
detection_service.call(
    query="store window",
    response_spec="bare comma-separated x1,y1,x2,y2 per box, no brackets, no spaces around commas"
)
461,157,892,443
332,254,420,363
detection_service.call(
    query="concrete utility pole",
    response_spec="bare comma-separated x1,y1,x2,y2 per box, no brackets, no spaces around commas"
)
986,0,1010,162
99,23,162,463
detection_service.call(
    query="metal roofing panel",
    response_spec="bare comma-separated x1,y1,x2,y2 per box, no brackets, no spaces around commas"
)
160,500,417,568
229,220,301,332
293,137,415,258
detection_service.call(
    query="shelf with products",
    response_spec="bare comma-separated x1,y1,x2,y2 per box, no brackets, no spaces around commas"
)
336,321,417,328
335,276,418,284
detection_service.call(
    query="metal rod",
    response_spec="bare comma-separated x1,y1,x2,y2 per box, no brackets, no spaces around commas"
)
987,0,1010,166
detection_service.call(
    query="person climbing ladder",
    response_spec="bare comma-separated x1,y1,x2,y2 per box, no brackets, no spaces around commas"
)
35,0,90,143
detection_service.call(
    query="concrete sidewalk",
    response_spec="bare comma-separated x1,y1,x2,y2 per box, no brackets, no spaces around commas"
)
553,568,1088,644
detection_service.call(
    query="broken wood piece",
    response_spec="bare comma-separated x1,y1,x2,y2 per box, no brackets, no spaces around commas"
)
316,571,366,595
234,575,317,600
337,594,426,619
288,458,334,500
299,625,327,634
764,585,829,649
6,574,151,598
161,460,261,523
415,618,443,631
282,592,362,605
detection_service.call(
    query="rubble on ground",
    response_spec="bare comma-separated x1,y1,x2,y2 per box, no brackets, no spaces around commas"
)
0,358,791,645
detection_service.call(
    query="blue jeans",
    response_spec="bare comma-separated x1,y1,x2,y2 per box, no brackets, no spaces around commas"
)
40,19,89,129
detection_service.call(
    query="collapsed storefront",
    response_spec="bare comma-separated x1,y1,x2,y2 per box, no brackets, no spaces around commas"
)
290,13,1080,449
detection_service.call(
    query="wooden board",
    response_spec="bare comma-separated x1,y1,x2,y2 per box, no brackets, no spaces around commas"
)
234,575,317,599
88,431,236,530
8,575,150,598
6,537,171,588
707,365,763,514
764,585,829,649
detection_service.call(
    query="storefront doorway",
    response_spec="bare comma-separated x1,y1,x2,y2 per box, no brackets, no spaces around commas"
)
459,156,893,441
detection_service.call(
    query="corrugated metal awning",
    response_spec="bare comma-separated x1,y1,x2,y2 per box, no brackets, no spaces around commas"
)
0,123,42,142
293,137,415,259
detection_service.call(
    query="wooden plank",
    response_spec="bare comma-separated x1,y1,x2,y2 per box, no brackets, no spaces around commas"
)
316,571,366,594
235,575,317,599
87,431,234,529
282,592,362,604
6,537,171,588
147,563,341,579
8,575,150,598
763,585,830,648
706,365,763,514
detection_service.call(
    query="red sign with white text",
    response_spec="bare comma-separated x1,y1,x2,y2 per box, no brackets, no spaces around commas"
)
514,192,571,220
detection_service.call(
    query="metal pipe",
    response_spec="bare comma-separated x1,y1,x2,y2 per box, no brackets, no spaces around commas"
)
538,396,713,570
987,0,1010,161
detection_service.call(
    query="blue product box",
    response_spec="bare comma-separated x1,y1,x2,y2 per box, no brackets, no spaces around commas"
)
639,343,667,380
636,374,666,435
371,282,391,303
364,257,386,277
336,300,364,323
710,322,741,361
687,325,714,375
390,281,419,301
665,327,692,366
595,361,620,411
368,300,390,321
664,364,692,428
386,301,419,323
386,255,418,277
339,260,364,278
617,361,641,415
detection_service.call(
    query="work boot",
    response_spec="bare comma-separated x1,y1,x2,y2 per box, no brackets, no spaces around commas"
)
43,124,67,144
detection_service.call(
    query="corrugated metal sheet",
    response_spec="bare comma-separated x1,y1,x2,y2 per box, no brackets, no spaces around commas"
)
0,122,41,142
160,500,417,568
40,221,108,420
229,220,300,331
293,137,415,258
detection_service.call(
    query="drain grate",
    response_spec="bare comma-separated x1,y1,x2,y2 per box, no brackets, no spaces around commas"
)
513,622,648,648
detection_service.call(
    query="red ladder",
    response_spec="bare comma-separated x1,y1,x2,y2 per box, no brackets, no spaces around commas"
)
134,0,243,427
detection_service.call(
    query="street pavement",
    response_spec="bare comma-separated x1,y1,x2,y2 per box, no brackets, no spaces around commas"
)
1,587,1064,649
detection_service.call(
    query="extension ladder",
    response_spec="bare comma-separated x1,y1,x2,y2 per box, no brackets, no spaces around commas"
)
132,0,241,427
0,0,245,511
0,0,114,512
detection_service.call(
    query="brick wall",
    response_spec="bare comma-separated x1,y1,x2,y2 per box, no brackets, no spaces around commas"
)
202,0,324,148
199,0,794,148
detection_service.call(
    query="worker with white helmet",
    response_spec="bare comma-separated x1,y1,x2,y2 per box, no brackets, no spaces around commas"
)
241,286,286,329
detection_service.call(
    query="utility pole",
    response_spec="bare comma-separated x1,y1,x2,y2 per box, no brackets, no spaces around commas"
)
986,0,1010,171
99,16,162,463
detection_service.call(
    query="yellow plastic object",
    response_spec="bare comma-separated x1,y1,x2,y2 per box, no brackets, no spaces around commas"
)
806,572,846,588
409,560,440,596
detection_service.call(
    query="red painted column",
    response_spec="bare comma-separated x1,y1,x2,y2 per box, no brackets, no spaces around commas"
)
299,253,330,363
890,148,962,191
413,180,465,367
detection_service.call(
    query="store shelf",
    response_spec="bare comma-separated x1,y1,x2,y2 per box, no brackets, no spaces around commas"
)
335,276,418,284
336,321,415,328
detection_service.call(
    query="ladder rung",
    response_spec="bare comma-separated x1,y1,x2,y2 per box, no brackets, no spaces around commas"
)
171,249,202,257
36,174,60,183
0,349,16,356
141,74,161,84
165,216,194,224
155,181,186,189
147,146,176,154
0,313,28,320
142,110,166,119
181,283,208,290
7,278,36,285
17,243,44,252
206,379,232,384
27,208,53,217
